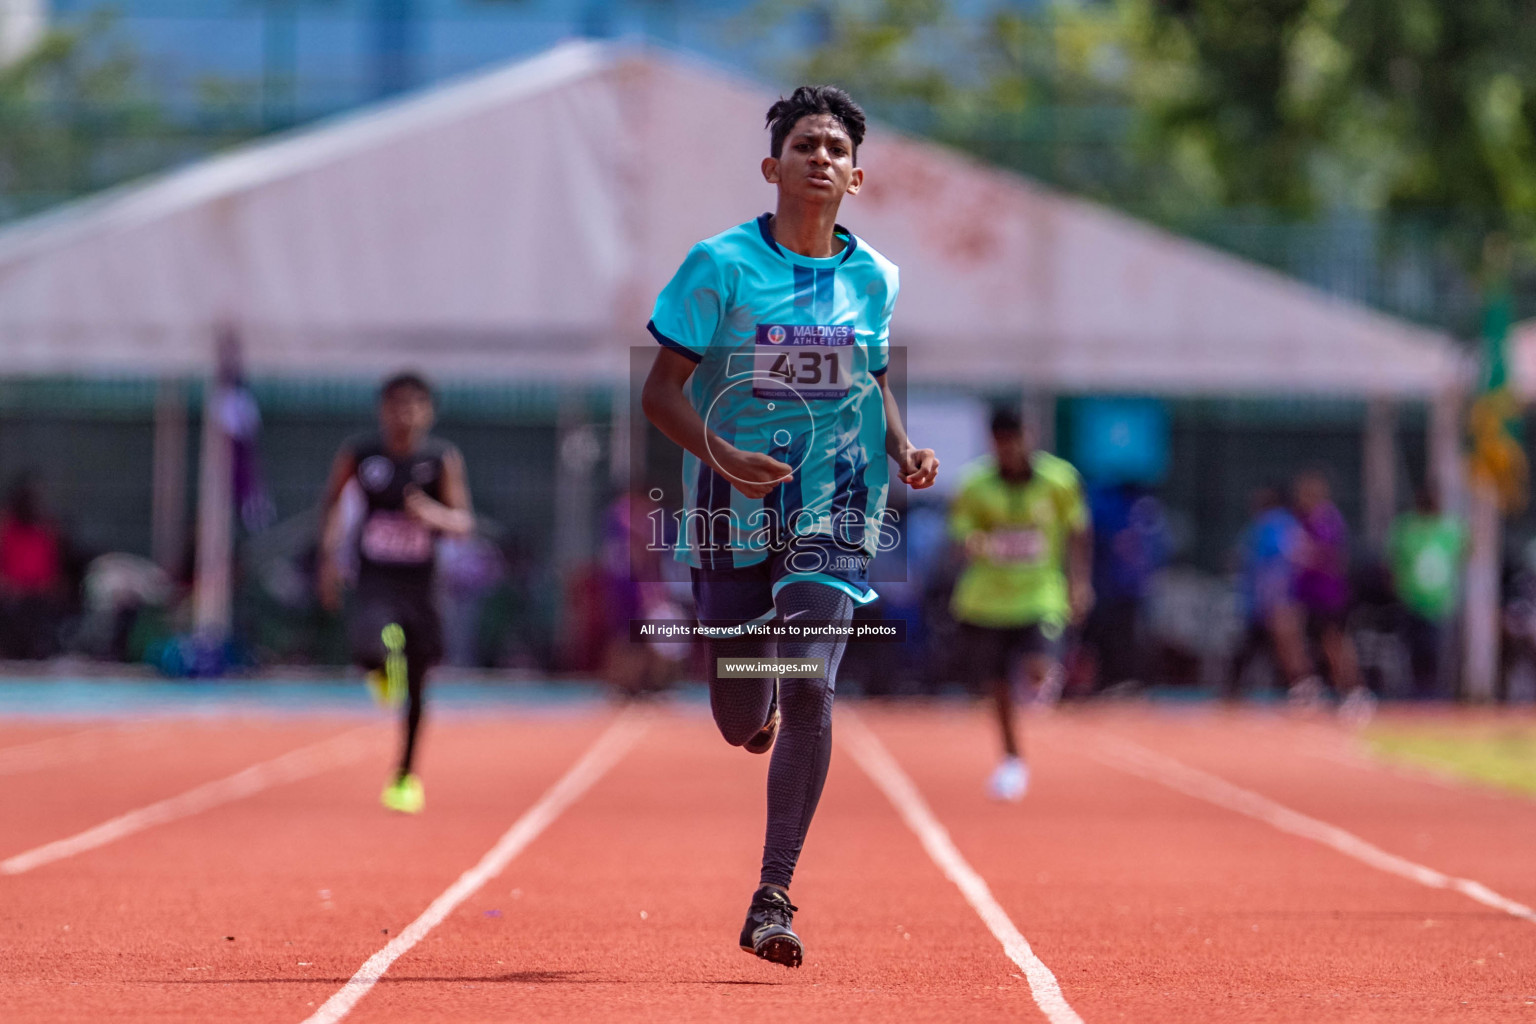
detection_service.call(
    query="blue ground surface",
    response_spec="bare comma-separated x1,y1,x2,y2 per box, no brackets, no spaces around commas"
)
0,678,619,718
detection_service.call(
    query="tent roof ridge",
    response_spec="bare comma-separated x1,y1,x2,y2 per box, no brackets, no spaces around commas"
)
0,38,619,266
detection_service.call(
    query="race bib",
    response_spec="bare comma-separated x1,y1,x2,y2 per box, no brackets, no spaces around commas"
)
360,513,433,565
754,324,855,400
989,528,1046,564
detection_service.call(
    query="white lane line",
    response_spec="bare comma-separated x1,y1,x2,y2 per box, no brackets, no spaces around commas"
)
1091,735,1536,925
300,709,649,1024
0,724,122,775
0,720,192,777
839,711,1084,1024
1,726,380,875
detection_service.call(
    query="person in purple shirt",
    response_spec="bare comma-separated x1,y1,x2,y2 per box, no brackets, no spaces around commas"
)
1292,471,1372,719
1227,484,1315,701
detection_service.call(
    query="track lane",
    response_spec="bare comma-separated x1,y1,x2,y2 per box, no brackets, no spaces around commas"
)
1082,708,1536,912
0,720,193,778
863,704,1536,1023
348,706,1050,1024
0,719,375,856
0,713,616,1024
9,702,1535,1023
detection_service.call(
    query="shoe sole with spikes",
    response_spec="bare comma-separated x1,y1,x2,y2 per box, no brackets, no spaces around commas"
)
743,929,802,968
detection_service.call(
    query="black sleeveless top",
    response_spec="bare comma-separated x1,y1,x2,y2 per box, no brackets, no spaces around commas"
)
347,433,454,586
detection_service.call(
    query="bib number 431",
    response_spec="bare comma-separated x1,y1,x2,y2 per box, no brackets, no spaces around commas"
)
753,323,855,400
765,348,840,387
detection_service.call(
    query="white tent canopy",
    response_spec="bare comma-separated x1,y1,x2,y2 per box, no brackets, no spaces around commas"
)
0,39,1469,396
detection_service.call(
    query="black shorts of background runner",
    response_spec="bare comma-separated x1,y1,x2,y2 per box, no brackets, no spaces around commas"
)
961,621,1061,691
348,573,442,777
347,574,444,671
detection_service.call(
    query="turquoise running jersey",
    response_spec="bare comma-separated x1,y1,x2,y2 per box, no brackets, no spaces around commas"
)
648,213,900,574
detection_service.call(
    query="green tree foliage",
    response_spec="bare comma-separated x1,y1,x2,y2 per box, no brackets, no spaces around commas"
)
758,0,1536,323
750,0,1134,194
0,13,162,222
1124,0,1536,266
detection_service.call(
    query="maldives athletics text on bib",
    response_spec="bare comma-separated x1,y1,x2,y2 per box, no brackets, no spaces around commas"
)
753,323,856,400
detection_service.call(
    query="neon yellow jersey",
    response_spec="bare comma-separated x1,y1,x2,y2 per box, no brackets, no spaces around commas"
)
948,452,1088,629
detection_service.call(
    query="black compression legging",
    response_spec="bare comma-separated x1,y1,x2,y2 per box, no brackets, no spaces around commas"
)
707,582,854,890
349,616,429,780
399,659,426,777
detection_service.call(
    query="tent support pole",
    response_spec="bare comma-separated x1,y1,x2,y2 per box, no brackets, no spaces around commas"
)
554,391,597,568
192,378,233,638
151,379,189,575
1362,398,1396,551
1429,387,1465,517
1462,477,1500,702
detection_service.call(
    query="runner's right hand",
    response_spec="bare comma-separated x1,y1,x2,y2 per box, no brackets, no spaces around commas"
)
712,447,793,499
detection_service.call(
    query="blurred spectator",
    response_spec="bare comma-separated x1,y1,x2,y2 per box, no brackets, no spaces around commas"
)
1387,489,1467,700
1227,485,1314,700
597,490,687,697
478,534,556,671
1500,543,1536,704
1293,471,1371,717
1082,483,1167,693
79,553,176,662
436,533,505,667
0,474,68,659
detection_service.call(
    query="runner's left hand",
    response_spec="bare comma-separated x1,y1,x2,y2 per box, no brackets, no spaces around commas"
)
403,486,447,529
897,447,940,489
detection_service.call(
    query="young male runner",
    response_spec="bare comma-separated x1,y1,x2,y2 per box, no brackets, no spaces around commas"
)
318,372,474,814
642,86,938,967
948,408,1091,801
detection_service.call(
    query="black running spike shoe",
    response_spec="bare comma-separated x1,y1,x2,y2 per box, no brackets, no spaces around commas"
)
739,885,803,967
743,681,780,755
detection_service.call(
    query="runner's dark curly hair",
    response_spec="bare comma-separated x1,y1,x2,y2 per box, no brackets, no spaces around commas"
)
766,86,866,160
380,371,434,402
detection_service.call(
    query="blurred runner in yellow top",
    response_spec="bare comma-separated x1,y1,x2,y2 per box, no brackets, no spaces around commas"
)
948,407,1092,801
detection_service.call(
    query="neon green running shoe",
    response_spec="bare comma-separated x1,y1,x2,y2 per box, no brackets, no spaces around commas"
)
364,669,392,709
380,772,424,814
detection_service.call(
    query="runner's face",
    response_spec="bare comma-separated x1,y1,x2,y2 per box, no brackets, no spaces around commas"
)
765,115,862,203
379,388,434,442
992,429,1030,476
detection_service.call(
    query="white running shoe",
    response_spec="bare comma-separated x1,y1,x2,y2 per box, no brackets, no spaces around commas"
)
1287,676,1326,712
988,756,1029,802
1338,687,1377,729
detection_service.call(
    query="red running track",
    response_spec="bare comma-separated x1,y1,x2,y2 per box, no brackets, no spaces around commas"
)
1,703,1533,1023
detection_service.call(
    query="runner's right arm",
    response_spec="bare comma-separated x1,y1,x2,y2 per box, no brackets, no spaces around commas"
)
641,348,792,500
316,445,357,612
645,243,793,500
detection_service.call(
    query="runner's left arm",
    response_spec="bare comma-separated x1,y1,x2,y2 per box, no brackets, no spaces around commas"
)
880,375,938,489
403,448,475,537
